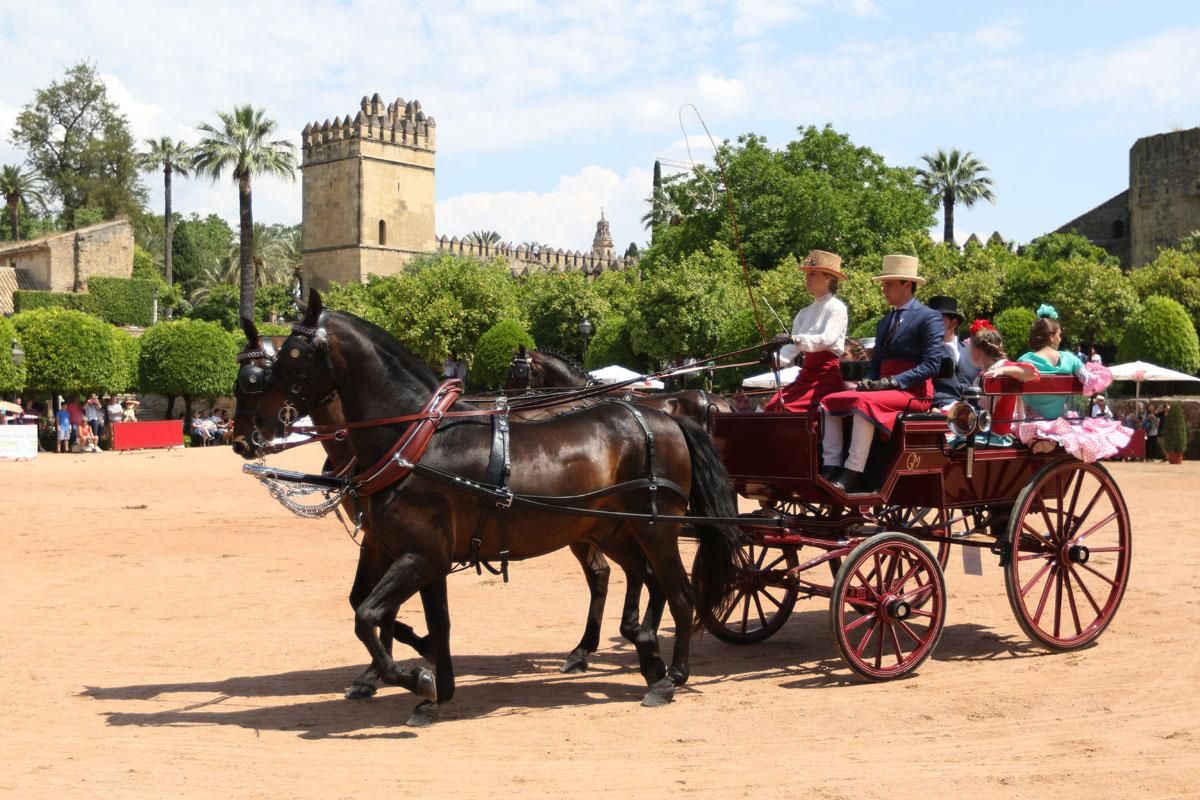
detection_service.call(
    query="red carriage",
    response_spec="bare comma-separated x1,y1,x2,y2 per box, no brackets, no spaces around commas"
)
705,372,1132,680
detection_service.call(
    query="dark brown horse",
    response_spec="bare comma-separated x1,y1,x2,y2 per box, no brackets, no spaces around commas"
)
233,291,743,724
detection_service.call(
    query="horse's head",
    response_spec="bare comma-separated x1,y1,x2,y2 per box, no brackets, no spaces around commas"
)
254,288,340,439
504,345,538,394
230,316,290,460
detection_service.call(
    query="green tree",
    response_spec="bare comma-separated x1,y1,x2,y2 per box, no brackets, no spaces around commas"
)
10,308,126,396
110,327,139,393
193,105,297,322
915,148,996,247
465,230,502,246
9,62,146,226
994,307,1038,356
1162,402,1188,456
1116,296,1200,375
138,137,194,286
1048,256,1138,349
187,284,240,330
583,313,642,371
517,271,610,360
471,319,534,390
1023,231,1119,268
137,319,239,420
172,213,235,293
1129,248,1200,330
647,126,934,270
0,165,46,240
0,317,27,394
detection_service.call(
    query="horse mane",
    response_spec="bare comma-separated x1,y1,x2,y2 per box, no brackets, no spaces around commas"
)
535,348,589,379
327,310,439,392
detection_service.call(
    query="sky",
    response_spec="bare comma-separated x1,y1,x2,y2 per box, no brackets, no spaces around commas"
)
1,0,1198,253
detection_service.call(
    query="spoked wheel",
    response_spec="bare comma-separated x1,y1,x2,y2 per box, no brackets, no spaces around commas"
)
768,498,845,520
1004,460,1131,651
829,532,946,681
870,505,953,568
701,543,799,644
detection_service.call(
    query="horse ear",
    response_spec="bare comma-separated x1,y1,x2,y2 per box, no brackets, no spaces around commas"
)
517,344,527,357
306,288,323,323
240,316,259,345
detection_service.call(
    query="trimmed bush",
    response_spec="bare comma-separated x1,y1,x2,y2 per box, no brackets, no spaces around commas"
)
0,316,26,394
89,277,157,327
1163,402,1188,455
110,327,140,393
994,307,1039,357
138,320,240,407
471,320,534,391
1117,295,1200,375
13,290,99,315
10,308,127,395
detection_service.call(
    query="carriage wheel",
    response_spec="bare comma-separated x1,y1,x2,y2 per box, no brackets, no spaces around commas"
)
1003,460,1131,651
870,505,953,568
829,532,946,681
701,543,799,645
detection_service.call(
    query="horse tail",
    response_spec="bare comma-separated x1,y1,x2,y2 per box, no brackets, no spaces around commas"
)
673,416,747,620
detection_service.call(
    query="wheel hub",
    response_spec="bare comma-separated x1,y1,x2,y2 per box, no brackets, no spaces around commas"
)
1067,544,1090,564
884,596,911,620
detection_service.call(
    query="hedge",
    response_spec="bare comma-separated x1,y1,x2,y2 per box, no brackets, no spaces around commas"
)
88,277,157,327
0,316,26,394
10,308,128,396
1163,402,1188,455
13,290,99,315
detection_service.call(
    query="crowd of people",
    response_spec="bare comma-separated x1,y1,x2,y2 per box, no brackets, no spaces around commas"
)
759,248,1145,492
190,408,232,446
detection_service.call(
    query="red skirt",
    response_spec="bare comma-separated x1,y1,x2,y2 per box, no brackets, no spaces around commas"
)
763,351,844,413
821,359,932,437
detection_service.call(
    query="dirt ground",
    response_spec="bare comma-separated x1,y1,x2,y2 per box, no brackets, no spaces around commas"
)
2,444,1198,799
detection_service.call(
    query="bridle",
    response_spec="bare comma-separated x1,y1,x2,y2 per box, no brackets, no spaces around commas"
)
506,351,535,392
276,311,340,411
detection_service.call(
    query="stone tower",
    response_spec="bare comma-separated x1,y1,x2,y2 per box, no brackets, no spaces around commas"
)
591,209,614,260
1130,127,1200,267
301,93,437,289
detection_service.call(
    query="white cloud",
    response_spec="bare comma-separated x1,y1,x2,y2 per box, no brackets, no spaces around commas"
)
733,0,809,39
974,20,1023,50
845,0,880,17
696,73,749,114
437,165,652,252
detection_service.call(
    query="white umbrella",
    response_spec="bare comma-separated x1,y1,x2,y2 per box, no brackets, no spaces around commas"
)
1107,360,1200,401
742,366,799,389
588,365,665,391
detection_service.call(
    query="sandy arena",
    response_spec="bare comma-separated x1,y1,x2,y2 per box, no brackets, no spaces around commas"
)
2,445,1198,799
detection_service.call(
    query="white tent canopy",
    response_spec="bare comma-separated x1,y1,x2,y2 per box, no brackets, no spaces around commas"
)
741,366,799,389
588,365,665,391
1106,360,1200,401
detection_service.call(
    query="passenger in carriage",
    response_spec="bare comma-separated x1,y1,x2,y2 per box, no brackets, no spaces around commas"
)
1013,305,1131,461
947,321,1038,435
762,249,849,413
819,255,944,493
927,295,971,406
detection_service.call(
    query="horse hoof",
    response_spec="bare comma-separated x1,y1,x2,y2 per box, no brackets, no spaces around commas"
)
641,677,676,707
344,681,378,700
560,650,590,673
412,667,438,702
406,700,439,727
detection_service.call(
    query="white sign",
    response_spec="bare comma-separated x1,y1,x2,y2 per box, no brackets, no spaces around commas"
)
0,424,38,460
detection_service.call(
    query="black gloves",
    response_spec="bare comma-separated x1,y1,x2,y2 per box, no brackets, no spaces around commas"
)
769,332,793,348
859,376,898,392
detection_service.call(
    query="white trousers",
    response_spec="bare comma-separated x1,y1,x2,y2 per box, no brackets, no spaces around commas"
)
821,410,876,473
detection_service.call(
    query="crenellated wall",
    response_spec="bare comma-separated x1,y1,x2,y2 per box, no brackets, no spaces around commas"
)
434,236,635,277
1130,128,1200,267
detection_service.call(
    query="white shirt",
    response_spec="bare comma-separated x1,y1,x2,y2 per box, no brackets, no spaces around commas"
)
777,293,848,367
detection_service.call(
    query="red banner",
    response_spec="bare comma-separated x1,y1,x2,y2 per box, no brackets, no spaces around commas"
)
111,420,184,451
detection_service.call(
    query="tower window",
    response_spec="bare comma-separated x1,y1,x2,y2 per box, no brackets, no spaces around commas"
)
378,220,387,246
1111,219,1125,239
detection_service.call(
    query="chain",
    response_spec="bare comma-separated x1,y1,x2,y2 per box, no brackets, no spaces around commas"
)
253,471,350,519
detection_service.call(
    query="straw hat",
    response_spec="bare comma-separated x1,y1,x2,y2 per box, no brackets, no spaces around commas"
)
872,254,926,285
799,249,847,281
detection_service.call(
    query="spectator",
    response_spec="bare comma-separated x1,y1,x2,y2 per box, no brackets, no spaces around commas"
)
733,389,750,413
85,393,104,443
1089,346,1103,364
122,399,140,422
65,395,84,447
1156,403,1170,461
208,409,227,445
77,418,100,452
55,404,71,453
191,411,214,446
1090,395,1113,419
1144,402,1161,461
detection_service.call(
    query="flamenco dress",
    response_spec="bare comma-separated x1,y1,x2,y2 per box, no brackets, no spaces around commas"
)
1014,351,1131,463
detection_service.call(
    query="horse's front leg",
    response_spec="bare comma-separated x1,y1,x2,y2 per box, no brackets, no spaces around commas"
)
407,575,454,727
353,552,441,705
561,542,611,673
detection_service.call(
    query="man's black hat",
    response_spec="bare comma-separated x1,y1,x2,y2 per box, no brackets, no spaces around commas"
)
927,295,964,321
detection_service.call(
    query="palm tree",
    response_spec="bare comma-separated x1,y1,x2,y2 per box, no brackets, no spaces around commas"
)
0,165,46,240
138,137,194,286
193,106,296,321
916,148,996,247
466,230,502,247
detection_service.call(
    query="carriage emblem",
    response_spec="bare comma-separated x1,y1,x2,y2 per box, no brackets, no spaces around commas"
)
905,453,921,471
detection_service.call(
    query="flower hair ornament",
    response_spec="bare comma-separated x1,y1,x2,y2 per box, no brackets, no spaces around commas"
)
1036,304,1059,320
969,318,996,335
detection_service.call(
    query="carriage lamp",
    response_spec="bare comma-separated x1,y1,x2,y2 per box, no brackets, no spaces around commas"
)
578,317,594,351
10,338,23,367
947,400,993,480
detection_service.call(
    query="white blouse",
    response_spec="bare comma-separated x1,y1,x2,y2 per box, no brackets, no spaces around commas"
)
778,293,847,367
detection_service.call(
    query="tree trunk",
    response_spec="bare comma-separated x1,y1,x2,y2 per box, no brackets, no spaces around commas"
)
164,166,174,286
942,192,955,249
238,172,255,323
183,396,193,430
7,199,18,240
165,394,176,420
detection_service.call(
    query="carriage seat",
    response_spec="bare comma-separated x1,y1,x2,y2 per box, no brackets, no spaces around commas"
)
982,374,1083,396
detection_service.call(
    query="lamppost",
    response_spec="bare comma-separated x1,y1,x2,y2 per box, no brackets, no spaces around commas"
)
578,317,594,358
10,338,23,367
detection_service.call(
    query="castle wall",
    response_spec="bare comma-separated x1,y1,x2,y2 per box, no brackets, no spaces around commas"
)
1055,190,1130,265
434,237,634,277
74,220,134,289
1130,128,1200,267
0,246,51,290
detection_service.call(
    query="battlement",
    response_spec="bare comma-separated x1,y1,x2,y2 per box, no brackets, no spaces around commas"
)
435,236,634,277
301,92,436,156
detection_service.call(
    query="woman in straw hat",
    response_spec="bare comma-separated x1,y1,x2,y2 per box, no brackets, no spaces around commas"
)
820,254,944,493
763,250,849,413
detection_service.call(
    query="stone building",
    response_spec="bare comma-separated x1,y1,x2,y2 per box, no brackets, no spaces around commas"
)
0,218,134,314
302,93,635,289
1055,127,1200,267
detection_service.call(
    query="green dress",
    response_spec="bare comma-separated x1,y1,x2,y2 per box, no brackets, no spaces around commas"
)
1016,350,1085,419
